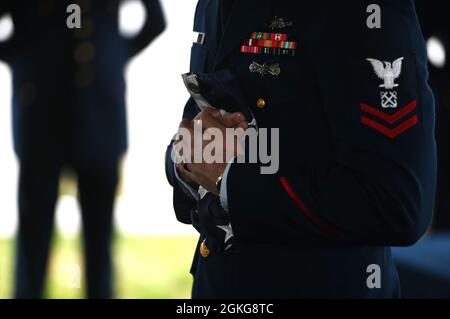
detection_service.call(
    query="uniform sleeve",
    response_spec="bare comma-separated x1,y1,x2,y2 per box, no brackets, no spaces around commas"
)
126,0,166,58
226,1,437,246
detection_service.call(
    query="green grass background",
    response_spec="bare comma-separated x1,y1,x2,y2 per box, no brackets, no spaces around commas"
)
0,234,198,299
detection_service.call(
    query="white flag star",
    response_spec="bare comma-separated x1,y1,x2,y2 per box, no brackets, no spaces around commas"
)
217,223,234,244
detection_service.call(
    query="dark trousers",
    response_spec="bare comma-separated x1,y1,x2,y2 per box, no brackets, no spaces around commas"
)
14,156,119,299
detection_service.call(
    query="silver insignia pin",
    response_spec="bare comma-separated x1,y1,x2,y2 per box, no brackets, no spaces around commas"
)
366,57,404,90
249,62,281,76
268,16,293,30
367,57,404,109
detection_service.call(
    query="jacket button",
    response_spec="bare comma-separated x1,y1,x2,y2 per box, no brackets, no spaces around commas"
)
257,98,266,109
200,241,210,258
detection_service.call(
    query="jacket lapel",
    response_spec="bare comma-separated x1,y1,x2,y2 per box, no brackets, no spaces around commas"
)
214,0,271,68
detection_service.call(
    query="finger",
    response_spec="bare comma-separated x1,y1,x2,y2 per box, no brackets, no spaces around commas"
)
176,121,195,154
222,113,249,129
204,107,221,117
236,120,249,130
229,115,249,130
172,145,183,164
207,116,228,131
200,113,227,131
186,164,208,181
173,136,182,146
179,119,193,130
177,162,191,174
181,164,200,184
194,108,221,121
174,135,194,164
180,139,195,164
174,140,194,165
177,163,196,183
209,110,224,120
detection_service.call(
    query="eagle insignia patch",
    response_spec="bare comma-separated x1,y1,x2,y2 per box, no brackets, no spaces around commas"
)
367,57,404,90
359,56,418,138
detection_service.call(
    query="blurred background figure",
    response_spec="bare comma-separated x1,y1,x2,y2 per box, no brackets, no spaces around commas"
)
0,0,165,298
392,0,450,299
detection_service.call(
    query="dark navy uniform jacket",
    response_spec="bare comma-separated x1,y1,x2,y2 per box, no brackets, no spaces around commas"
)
0,0,165,162
166,0,436,298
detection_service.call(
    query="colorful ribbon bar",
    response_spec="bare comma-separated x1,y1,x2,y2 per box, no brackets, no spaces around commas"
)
251,32,288,42
240,45,261,54
240,45,296,56
242,39,297,49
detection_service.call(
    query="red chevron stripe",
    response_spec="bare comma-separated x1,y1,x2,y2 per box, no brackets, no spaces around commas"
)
361,115,418,138
360,101,417,124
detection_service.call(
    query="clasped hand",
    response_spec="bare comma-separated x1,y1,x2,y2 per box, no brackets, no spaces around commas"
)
173,108,248,196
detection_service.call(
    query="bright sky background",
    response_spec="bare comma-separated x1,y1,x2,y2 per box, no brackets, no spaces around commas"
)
0,0,197,237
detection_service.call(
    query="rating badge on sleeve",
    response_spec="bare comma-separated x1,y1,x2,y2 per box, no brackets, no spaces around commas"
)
359,56,418,138
367,57,404,108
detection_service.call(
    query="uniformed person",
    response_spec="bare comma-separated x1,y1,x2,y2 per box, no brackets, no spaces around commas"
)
415,0,450,231
0,0,165,298
166,0,436,298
